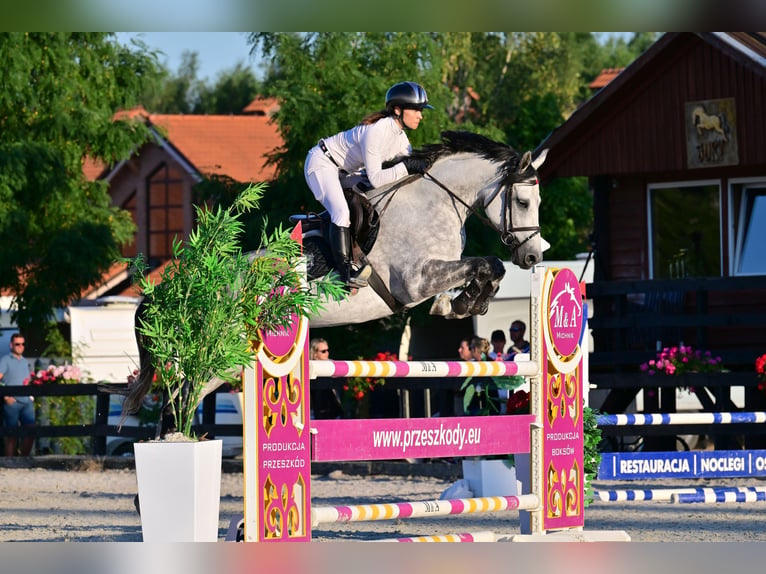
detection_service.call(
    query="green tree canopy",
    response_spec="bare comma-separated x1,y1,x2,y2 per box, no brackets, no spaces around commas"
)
139,52,260,115
0,32,161,337
248,32,655,262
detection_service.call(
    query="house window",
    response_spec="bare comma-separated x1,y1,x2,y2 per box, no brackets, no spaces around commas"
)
121,190,138,258
731,181,766,276
648,182,721,279
147,163,184,261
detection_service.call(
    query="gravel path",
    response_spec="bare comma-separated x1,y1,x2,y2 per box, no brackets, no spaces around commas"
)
2,459,766,542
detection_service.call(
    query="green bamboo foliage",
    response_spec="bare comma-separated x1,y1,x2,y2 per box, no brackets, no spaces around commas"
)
129,182,345,438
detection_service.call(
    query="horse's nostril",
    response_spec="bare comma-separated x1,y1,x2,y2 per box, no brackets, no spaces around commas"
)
526,254,538,266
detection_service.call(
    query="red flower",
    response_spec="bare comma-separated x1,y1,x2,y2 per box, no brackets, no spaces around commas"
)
345,350,401,402
756,354,766,378
506,389,530,414
755,354,766,397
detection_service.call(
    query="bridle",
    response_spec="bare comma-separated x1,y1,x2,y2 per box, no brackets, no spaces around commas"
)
498,178,541,251
422,172,541,254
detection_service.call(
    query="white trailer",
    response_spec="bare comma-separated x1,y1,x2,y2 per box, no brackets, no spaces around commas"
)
68,296,140,383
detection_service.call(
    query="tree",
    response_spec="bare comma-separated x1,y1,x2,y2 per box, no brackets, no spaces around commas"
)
246,32,657,353
137,51,205,114
248,32,631,259
140,54,260,115
196,62,260,115
0,33,161,343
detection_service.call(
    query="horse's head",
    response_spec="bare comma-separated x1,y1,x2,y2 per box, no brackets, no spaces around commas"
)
402,131,548,269
486,148,548,269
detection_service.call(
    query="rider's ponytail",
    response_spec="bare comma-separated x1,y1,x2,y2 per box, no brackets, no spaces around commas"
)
359,109,390,125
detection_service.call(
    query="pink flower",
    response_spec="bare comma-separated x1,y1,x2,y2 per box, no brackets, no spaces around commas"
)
665,363,676,375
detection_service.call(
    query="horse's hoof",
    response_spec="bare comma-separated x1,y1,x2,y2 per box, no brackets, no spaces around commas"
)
429,293,453,316
471,301,489,315
451,297,470,316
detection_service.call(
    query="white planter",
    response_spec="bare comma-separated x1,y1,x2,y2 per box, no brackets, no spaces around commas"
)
462,458,522,497
134,439,223,542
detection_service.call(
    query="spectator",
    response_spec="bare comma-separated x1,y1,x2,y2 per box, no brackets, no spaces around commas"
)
0,333,34,456
488,329,507,361
466,336,501,414
469,336,490,361
508,320,531,359
457,336,473,361
309,338,343,419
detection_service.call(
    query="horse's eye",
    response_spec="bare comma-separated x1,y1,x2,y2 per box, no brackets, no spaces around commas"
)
517,198,530,209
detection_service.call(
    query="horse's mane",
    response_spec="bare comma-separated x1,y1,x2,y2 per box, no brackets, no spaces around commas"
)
385,131,531,186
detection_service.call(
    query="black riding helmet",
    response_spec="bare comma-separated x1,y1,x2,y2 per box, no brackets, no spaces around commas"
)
385,81,434,112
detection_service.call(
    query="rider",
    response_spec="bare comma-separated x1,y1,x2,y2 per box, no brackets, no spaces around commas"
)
304,81,434,289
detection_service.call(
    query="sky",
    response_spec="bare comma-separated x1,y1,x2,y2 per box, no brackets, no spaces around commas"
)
116,32,636,85
115,32,260,82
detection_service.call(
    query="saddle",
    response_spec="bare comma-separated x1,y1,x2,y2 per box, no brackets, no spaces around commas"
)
289,175,419,313
289,188,380,255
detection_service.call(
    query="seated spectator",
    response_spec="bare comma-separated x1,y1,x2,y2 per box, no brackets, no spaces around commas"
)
507,320,531,359
309,337,343,419
488,329,507,361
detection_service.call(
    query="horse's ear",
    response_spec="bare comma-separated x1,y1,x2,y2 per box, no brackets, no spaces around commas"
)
518,151,532,173
532,149,549,171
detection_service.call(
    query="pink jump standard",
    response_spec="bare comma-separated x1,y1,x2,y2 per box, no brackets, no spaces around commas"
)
241,266,589,541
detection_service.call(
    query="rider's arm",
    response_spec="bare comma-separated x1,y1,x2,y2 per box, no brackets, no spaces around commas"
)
361,118,410,188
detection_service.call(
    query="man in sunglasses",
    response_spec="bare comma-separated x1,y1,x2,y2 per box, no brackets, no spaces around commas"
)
508,320,531,360
0,333,35,456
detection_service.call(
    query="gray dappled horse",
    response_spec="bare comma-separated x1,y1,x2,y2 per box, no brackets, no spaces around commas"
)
122,131,547,435
304,130,548,326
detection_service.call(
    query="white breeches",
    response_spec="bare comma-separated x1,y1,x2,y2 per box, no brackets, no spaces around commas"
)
304,148,350,227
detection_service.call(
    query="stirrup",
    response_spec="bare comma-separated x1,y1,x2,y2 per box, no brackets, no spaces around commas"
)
348,263,371,288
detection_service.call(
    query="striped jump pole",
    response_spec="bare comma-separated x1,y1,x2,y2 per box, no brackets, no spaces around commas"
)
309,359,539,379
595,488,701,502
595,486,766,502
377,531,497,543
311,494,539,526
597,412,766,426
671,486,766,504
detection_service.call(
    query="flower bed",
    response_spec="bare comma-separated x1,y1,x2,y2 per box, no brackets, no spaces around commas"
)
29,364,93,454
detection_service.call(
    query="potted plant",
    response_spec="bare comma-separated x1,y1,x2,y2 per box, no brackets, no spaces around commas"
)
126,182,343,541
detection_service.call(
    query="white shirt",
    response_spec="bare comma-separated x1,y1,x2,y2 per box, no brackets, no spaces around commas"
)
316,116,410,188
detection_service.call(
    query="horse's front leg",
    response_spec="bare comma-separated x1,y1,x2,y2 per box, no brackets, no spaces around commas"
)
469,258,506,315
423,256,504,318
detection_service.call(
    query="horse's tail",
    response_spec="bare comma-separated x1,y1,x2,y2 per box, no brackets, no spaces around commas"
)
118,298,157,426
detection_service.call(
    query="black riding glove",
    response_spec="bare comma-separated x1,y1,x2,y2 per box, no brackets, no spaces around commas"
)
401,156,431,175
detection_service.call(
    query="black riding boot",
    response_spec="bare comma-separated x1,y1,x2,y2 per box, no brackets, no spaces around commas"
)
330,224,370,288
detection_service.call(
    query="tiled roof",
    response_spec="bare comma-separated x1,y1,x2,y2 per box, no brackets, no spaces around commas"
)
242,96,280,116
76,107,285,304
82,156,107,181
85,109,282,184
146,113,281,182
723,32,766,61
589,67,624,90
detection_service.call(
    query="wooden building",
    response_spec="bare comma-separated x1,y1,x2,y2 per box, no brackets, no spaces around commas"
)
80,100,281,299
537,32,766,443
